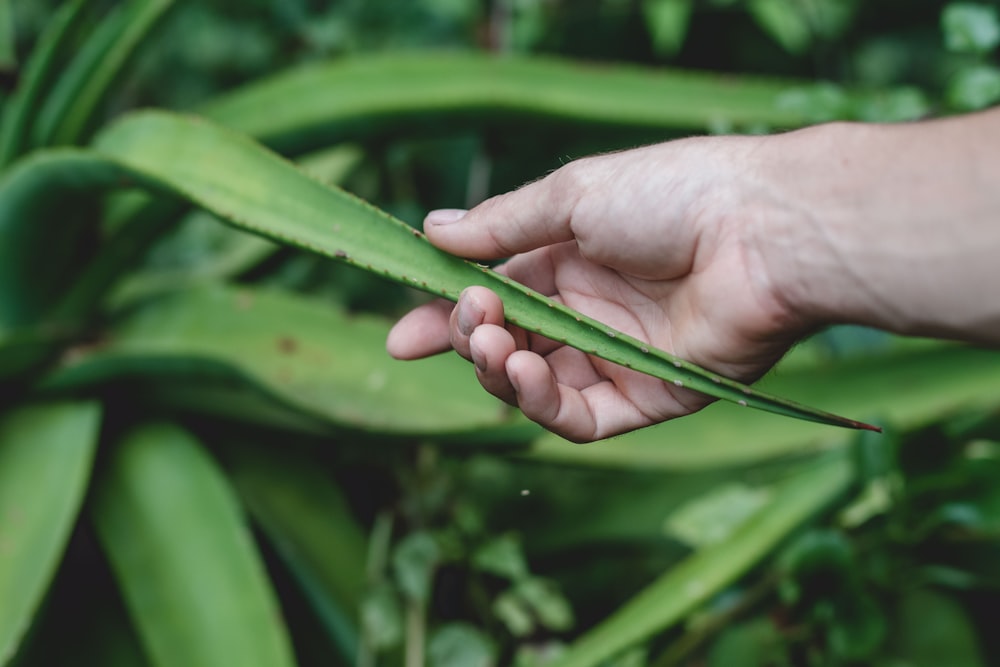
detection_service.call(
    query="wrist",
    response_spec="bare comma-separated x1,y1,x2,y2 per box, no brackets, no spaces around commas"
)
738,122,865,336
752,114,1000,344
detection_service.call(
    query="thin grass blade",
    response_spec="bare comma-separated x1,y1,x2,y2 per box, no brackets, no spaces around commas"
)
32,0,175,148
0,0,89,165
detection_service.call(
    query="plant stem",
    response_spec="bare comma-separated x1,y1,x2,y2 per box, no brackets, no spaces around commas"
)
405,600,426,667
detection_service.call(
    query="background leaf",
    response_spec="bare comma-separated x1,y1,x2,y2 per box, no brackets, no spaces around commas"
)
0,400,100,665
92,422,296,667
942,3,1000,55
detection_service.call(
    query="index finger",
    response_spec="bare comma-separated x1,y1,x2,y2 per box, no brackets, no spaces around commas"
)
423,162,591,259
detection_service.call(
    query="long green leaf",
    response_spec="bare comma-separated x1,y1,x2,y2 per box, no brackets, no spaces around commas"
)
108,144,365,307
201,53,816,153
0,0,88,165
0,151,123,331
92,422,296,667
546,454,853,667
0,400,100,665
42,284,523,438
529,341,1000,468
228,444,368,662
2,111,871,428
94,111,873,430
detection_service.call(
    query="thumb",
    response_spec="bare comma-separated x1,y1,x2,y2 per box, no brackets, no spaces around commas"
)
423,172,577,259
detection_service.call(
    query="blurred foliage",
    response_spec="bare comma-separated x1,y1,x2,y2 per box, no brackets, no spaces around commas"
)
2,1,1000,667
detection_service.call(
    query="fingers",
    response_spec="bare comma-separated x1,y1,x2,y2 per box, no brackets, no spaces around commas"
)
388,287,668,442
423,165,587,259
448,286,505,360
386,299,453,359
505,351,656,442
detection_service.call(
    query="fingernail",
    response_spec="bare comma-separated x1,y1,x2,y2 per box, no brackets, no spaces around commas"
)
470,339,487,373
508,368,521,395
425,208,468,226
457,292,483,336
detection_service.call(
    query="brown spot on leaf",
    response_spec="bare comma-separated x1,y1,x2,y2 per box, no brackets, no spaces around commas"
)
277,337,298,354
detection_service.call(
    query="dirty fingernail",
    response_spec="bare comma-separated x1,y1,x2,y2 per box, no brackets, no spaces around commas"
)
470,339,487,373
457,293,484,336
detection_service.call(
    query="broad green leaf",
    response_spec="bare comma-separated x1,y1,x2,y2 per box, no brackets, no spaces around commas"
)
775,82,852,123
641,0,693,57
472,534,529,581
428,623,497,667
361,583,404,651
888,589,986,666
529,342,1000,468
748,0,812,54
0,0,87,165
855,86,930,122
0,400,100,665
545,454,853,667
663,482,771,548
92,111,873,429
392,532,440,603
513,578,574,632
707,617,784,667
92,422,295,667
201,53,819,153
947,63,1000,110
494,592,534,637
43,284,520,437
32,0,176,148
227,444,367,662
942,3,1000,55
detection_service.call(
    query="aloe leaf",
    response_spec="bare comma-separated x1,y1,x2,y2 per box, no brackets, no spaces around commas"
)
227,444,368,662
545,454,853,667
0,400,100,664
92,422,295,667
97,111,875,430
43,284,522,438
32,0,175,148
2,111,869,428
0,151,129,332
201,53,815,153
0,0,88,165
108,144,365,307
529,341,1000,469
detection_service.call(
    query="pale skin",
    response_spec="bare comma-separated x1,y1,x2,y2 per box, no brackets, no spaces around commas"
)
386,109,1000,443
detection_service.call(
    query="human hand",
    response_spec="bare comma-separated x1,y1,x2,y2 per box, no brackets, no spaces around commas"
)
387,135,817,442
388,113,1000,442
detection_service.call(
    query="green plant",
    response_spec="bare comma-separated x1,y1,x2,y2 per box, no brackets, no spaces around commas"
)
2,1,999,667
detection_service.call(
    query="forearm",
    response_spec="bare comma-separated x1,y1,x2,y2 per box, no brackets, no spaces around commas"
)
756,110,1000,345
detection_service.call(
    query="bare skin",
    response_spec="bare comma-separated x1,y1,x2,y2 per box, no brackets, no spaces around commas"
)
386,109,1000,443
